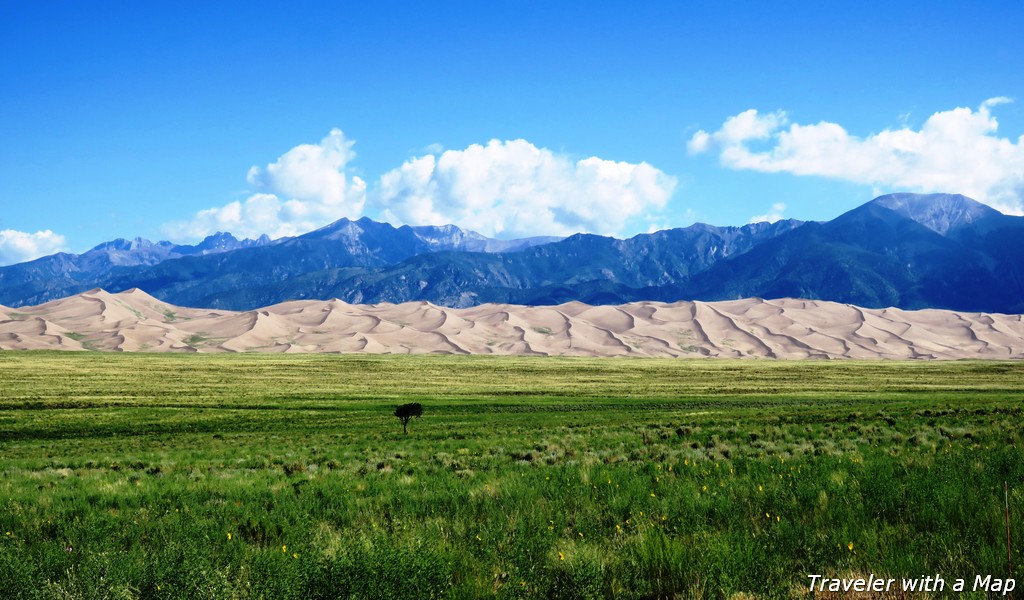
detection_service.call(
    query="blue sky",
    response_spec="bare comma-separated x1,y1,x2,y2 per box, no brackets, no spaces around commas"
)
1,1,1022,264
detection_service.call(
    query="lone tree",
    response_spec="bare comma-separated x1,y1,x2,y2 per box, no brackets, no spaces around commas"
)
394,402,423,434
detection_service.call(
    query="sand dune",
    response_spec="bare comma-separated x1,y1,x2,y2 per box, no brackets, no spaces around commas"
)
0,288,1022,359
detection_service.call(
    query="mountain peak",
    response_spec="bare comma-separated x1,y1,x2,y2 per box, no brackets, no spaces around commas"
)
307,216,371,240
204,231,238,241
89,237,162,252
194,231,238,248
870,193,1000,235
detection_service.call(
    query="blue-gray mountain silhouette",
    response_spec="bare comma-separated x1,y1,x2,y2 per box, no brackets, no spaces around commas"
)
1,193,1020,312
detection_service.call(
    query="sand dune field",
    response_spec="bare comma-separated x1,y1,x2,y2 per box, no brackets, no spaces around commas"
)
0,288,1022,359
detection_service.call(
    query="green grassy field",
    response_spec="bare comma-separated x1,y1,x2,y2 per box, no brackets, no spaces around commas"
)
1,353,1022,598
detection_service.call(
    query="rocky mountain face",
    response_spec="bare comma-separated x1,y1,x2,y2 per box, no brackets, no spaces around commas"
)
262,219,804,309
681,194,1024,312
871,193,1001,235
2,193,1021,313
0,232,276,307
0,219,561,307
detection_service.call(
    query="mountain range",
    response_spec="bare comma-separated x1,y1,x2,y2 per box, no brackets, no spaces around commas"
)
2,193,1022,313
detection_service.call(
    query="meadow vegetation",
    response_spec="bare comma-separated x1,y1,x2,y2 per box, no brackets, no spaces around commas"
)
0,353,1021,598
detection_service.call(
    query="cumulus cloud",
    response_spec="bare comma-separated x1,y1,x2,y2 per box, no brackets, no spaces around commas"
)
749,203,786,224
689,99,1024,215
0,229,67,266
164,129,366,241
163,131,677,241
376,139,677,237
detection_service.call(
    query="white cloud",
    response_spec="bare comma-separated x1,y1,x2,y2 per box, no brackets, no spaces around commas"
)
689,99,1024,215
164,131,677,241
164,129,366,241
376,139,677,237
686,130,711,155
0,229,67,266
749,202,786,224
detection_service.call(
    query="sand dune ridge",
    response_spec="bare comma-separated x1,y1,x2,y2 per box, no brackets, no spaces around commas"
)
0,289,1022,359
